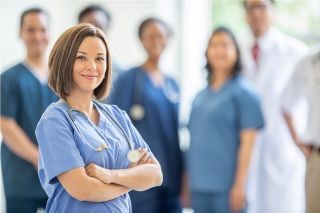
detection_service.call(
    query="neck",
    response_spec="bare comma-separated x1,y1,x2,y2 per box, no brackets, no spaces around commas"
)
143,57,161,73
211,70,231,89
25,54,47,71
65,91,94,116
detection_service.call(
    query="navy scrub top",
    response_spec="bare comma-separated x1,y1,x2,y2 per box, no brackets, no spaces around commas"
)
108,66,183,193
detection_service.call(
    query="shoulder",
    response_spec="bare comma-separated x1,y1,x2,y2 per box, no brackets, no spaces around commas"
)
192,87,209,104
1,63,26,79
232,76,259,99
116,66,140,81
38,101,70,126
275,30,308,53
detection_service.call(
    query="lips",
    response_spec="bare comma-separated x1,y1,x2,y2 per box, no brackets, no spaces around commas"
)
81,74,98,80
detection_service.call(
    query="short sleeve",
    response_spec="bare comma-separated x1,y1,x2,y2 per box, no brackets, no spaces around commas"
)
36,109,85,184
235,88,264,131
1,71,18,119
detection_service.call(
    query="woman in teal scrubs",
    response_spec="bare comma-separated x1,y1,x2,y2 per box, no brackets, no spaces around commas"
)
35,23,163,213
187,27,264,213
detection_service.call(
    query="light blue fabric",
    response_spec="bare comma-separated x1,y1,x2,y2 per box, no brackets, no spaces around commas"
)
36,101,151,213
187,75,264,193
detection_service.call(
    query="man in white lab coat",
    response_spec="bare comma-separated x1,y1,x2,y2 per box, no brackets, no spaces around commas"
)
240,0,308,213
282,48,320,213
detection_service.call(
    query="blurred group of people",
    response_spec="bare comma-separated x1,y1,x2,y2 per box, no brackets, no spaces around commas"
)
1,0,319,213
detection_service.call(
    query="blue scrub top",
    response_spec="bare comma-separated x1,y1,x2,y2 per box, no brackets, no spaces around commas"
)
108,66,183,194
36,101,152,213
0,63,58,198
187,75,264,193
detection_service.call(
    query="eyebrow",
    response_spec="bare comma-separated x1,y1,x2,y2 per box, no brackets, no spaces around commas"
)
77,51,105,55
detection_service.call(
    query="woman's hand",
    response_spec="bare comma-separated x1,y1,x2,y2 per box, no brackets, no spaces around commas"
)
85,163,113,184
129,147,153,168
229,184,246,213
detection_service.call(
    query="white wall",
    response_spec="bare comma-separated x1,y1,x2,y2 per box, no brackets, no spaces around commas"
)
0,0,181,72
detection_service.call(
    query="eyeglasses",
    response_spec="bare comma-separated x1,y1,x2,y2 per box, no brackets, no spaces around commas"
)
245,3,270,12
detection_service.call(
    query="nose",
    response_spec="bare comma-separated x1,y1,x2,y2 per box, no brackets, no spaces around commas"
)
86,58,97,71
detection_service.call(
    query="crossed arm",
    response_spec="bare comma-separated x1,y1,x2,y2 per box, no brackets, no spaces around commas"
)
58,148,163,202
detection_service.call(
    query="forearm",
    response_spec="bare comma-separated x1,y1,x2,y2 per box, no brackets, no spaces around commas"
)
82,178,131,202
233,130,256,186
110,164,163,191
1,117,38,167
58,167,131,202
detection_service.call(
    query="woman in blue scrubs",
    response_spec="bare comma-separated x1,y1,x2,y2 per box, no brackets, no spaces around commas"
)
187,27,264,213
108,18,184,213
35,23,163,213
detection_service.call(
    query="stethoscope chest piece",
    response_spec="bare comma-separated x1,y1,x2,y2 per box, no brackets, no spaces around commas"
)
130,104,145,121
127,149,140,163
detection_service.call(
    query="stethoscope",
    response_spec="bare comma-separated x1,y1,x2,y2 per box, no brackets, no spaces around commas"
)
130,69,179,121
63,100,141,163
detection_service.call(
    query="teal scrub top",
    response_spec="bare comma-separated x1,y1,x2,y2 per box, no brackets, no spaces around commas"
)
187,75,264,193
0,63,58,198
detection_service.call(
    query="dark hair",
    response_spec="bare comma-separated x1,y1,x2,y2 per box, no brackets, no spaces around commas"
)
205,26,242,83
78,5,111,23
243,0,275,7
20,7,49,29
48,23,112,100
138,17,172,39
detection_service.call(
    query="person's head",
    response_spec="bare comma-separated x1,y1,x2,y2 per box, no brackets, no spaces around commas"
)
205,27,242,83
138,17,172,59
19,7,50,58
243,0,274,38
78,5,111,34
49,23,111,100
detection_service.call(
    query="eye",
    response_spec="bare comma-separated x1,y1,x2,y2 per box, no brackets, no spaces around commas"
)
76,55,86,61
96,56,105,62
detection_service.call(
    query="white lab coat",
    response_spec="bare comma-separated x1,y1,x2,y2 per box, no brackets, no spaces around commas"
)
241,28,308,213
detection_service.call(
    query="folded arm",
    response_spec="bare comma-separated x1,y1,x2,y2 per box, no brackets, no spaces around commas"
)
57,167,131,202
86,148,163,191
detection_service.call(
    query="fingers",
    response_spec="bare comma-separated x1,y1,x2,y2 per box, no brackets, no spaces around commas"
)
138,148,153,165
85,163,96,176
138,148,151,165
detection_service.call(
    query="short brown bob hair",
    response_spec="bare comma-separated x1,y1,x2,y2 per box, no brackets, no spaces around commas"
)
48,23,111,100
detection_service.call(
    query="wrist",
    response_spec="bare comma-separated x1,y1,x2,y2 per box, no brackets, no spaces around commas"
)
109,170,119,184
233,181,245,188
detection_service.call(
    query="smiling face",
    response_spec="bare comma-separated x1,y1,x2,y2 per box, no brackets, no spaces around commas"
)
206,31,238,75
140,21,169,59
72,36,107,96
20,12,50,58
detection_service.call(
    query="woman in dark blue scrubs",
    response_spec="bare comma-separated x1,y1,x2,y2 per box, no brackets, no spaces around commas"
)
108,18,183,213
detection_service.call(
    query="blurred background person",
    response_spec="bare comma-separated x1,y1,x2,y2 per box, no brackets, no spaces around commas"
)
0,8,57,213
108,17,184,213
78,4,123,82
187,27,264,213
282,48,320,213
240,0,308,212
